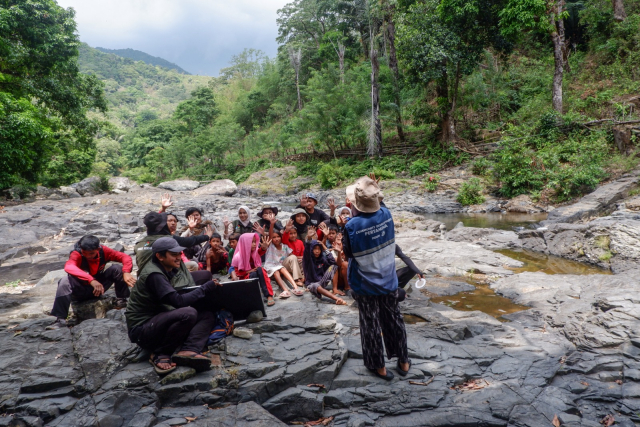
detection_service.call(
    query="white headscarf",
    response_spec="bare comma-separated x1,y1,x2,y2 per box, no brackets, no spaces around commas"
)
336,206,350,219
238,205,251,227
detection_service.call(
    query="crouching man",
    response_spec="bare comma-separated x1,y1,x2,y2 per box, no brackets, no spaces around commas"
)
49,235,135,329
126,237,220,374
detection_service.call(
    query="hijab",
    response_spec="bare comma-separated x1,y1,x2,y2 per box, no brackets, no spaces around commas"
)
238,205,251,227
231,233,262,271
337,206,350,218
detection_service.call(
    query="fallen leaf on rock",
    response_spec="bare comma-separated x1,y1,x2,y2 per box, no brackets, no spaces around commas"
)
616,379,623,385
185,416,197,423
7,325,18,330
580,381,589,386
600,414,615,426
552,414,560,427
304,417,333,427
55,354,62,359
306,383,326,389
451,378,489,391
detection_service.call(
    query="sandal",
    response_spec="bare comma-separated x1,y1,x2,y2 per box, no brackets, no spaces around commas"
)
292,288,304,297
279,290,291,299
172,351,211,371
149,354,176,375
267,297,276,306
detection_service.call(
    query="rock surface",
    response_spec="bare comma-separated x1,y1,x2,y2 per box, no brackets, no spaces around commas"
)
157,180,201,191
192,179,237,197
3,176,640,425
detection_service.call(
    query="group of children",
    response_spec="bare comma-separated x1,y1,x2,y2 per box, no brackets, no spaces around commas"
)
158,193,353,307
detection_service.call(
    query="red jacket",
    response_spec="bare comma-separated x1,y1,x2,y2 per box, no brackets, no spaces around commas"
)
65,246,133,283
282,232,304,257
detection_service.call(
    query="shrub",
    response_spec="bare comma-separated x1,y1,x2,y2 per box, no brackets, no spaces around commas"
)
457,178,485,206
471,157,492,176
424,175,440,192
318,164,344,189
409,159,433,176
372,168,396,180
92,175,112,193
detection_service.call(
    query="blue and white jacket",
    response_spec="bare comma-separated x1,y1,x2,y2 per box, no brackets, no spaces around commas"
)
345,207,398,296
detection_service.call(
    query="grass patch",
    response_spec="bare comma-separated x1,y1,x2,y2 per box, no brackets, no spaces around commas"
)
599,251,613,262
594,235,611,250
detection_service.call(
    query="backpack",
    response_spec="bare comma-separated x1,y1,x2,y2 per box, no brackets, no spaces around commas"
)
207,310,234,346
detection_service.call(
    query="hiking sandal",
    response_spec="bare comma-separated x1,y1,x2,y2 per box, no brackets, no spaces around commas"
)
150,354,176,375
172,351,211,372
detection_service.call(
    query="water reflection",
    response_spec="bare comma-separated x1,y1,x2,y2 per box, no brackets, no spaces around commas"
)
419,212,548,231
495,249,612,275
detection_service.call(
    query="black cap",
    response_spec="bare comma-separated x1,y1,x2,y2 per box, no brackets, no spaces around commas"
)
152,237,186,254
144,212,167,234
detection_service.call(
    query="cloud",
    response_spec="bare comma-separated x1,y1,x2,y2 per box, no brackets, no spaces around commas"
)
57,0,289,75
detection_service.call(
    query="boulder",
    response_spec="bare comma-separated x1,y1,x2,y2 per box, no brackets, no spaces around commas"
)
192,179,237,197
157,180,200,192
70,177,101,196
36,186,54,197
237,167,297,196
233,327,254,339
57,187,81,198
108,177,137,192
262,386,324,422
504,194,545,214
70,297,115,322
0,228,38,253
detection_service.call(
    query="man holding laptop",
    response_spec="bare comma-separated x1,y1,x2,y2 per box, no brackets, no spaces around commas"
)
126,237,220,374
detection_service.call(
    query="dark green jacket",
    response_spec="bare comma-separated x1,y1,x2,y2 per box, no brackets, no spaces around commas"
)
125,258,195,330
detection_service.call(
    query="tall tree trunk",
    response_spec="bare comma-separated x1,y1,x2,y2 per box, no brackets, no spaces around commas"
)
384,5,405,142
436,69,453,144
549,0,566,113
613,0,627,21
288,47,303,111
369,47,383,157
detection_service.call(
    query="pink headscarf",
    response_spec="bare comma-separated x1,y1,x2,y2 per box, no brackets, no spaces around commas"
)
231,233,262,271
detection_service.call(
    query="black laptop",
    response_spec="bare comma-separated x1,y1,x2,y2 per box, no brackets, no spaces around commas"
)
184,279,266,321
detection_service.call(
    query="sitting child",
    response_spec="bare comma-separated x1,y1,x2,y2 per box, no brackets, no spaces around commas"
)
283,220,305,287
205,233,229,275
262,231,304,298
231,233,275,307
302,227,346,305
319,223,349,296
226,233,239,260
289,208,310,237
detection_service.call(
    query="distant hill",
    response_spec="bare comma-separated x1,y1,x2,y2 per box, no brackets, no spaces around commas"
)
95,47,191,75
78,43,210,128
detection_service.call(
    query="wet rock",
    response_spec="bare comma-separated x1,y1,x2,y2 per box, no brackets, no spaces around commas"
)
504,195,546,214
157,180,201,191
192,179,237,197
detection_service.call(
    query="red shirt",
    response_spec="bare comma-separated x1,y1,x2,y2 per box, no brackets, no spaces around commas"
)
64,246,133,283
282,232,304,257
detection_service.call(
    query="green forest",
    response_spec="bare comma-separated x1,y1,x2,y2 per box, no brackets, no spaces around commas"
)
1,0,640,204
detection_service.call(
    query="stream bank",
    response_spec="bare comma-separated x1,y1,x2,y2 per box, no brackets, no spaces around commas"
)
1,170,640,426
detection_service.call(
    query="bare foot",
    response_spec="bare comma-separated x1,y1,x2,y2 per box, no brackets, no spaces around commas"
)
333,289,346,296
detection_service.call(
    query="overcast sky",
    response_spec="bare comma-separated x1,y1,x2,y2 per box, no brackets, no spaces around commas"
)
56,0,290,76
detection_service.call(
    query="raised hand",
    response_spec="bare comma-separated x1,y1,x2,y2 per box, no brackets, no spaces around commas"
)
260,236,272,251
265,212,277,224
187,215,198,230
286,219,294,230
160,193,173,212
204,225,214,238
253,222,266,236
318,222,329,235
333,239,343,252
223,216,230,228
306,226,317,241
327,197,337,215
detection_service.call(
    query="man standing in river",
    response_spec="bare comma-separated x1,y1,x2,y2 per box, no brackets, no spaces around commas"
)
342,176,410,380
